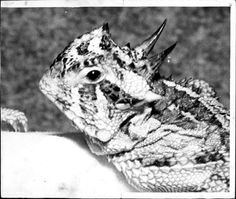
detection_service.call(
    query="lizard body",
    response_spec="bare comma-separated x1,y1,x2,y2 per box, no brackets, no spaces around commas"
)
3,20,229,192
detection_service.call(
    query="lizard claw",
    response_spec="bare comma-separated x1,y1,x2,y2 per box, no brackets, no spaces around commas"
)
1,108,28,132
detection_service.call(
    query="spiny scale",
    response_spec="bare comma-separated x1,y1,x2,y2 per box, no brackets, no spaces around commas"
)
134,19,167,59
39,20,230,192
145,42,177,81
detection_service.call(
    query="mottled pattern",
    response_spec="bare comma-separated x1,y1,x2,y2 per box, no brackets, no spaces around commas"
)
39,21,229,192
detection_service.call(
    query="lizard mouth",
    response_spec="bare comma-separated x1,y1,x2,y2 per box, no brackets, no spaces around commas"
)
119,113,137,129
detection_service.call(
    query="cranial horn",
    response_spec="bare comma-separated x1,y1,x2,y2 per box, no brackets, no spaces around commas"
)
102,22,110,33
134,19,167,59
125,42,131,49
148,42,177,80
88,23,109,37
149,42,177,66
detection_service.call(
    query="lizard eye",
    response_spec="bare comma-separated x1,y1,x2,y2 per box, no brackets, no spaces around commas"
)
86,70,102,82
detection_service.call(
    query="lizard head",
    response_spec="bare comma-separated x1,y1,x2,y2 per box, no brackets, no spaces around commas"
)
39,21,175,153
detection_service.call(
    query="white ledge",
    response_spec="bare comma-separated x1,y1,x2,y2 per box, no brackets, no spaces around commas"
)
1,131,134,197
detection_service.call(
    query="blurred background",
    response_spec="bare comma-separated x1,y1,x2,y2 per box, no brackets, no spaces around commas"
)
1,7,230,132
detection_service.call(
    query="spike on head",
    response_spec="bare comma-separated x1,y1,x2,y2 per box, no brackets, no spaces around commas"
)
147,42,177,81
160,42,177,57
149,42,177,66
125,42,131,49
102,22,110,34
134,19,167,59
121,42,131,51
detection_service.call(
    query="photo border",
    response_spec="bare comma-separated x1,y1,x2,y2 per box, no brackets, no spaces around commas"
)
1,0,235,198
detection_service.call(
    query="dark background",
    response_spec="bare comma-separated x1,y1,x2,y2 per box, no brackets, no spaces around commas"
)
1,7,230,132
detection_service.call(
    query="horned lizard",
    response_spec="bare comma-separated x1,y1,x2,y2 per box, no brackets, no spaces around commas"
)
2,20,230,192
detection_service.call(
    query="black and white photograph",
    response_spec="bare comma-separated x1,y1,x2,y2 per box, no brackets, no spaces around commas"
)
1,0,235,198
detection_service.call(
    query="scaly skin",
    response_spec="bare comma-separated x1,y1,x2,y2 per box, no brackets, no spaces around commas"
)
38,21,229,192
1,108,28,132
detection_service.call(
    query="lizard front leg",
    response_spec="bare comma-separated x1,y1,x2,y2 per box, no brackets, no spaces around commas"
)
1,108,28,132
